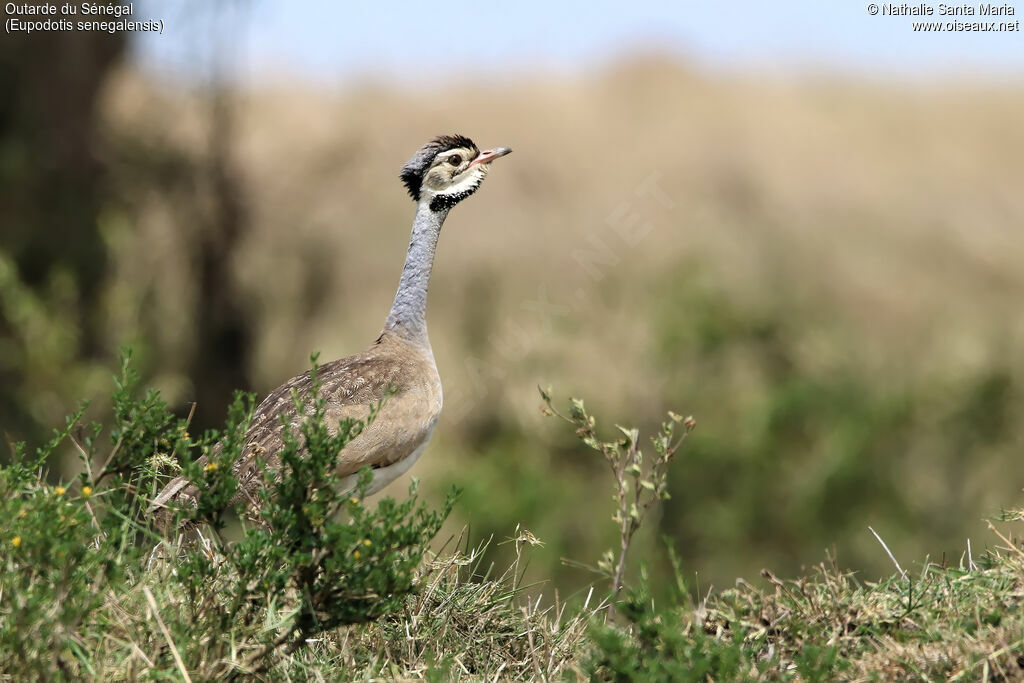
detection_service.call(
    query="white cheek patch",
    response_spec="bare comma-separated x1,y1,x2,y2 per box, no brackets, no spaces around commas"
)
427,165,490,211
446,166,487,195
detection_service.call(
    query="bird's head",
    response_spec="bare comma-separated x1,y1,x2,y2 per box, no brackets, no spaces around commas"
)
400,134,512,212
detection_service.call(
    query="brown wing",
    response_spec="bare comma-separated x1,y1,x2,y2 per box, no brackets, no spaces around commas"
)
150,333,441,530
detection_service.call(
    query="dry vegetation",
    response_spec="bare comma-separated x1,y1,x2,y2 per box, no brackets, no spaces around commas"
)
7,353,1024,680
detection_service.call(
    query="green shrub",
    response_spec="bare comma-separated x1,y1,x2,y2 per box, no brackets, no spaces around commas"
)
7,351,1024,680
586,572,748,682
541,388,692,613
0,350,455,678
0,420,132,679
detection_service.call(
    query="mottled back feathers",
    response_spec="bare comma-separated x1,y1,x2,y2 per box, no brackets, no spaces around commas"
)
151,332,442,530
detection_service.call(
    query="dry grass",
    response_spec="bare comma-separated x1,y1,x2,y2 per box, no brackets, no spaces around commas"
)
580,520,1024,681
285,537,595,680
96,537,595,680
704,529,1024,681
13,511,1024,680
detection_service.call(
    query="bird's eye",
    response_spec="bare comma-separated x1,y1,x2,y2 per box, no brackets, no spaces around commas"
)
448,155,462,166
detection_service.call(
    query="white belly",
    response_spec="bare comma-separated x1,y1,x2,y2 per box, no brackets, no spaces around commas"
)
338,425,435,497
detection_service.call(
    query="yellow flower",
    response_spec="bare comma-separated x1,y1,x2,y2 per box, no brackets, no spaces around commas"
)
362,539,372,547
353,550,361,559
349,497,359,504
12,536,21,548
55,486,66,496
81,486,92,499
204,462,218,472
17,509,27,519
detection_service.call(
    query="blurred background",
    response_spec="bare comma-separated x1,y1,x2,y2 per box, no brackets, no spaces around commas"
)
2,1,1022,597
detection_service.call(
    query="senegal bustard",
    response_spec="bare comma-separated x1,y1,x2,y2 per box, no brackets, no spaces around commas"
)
151,135,512,529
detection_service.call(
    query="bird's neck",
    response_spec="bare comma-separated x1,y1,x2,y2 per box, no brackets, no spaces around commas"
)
384,202,448,346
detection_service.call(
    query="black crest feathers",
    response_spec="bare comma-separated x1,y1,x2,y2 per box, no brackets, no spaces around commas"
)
400,134,477,201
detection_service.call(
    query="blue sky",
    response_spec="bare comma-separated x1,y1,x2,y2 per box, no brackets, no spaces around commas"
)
135,1,1024,83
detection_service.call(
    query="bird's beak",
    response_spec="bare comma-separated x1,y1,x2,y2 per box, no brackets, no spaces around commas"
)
469,147,513,167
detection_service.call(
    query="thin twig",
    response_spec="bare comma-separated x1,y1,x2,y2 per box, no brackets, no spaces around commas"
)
143,586,192,682
68,431,93,479
986,520,1024,562
868,526,907,581
94,434,125,487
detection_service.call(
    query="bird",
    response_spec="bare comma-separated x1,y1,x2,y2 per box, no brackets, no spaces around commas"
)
151,134,512,530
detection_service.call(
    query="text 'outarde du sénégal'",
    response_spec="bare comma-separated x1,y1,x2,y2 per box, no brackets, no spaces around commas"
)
5,3,135,17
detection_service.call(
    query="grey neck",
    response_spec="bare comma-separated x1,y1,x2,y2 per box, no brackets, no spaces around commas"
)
384,202,448,345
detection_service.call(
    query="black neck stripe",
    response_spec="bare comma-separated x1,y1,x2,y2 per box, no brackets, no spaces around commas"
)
429,185,480,212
